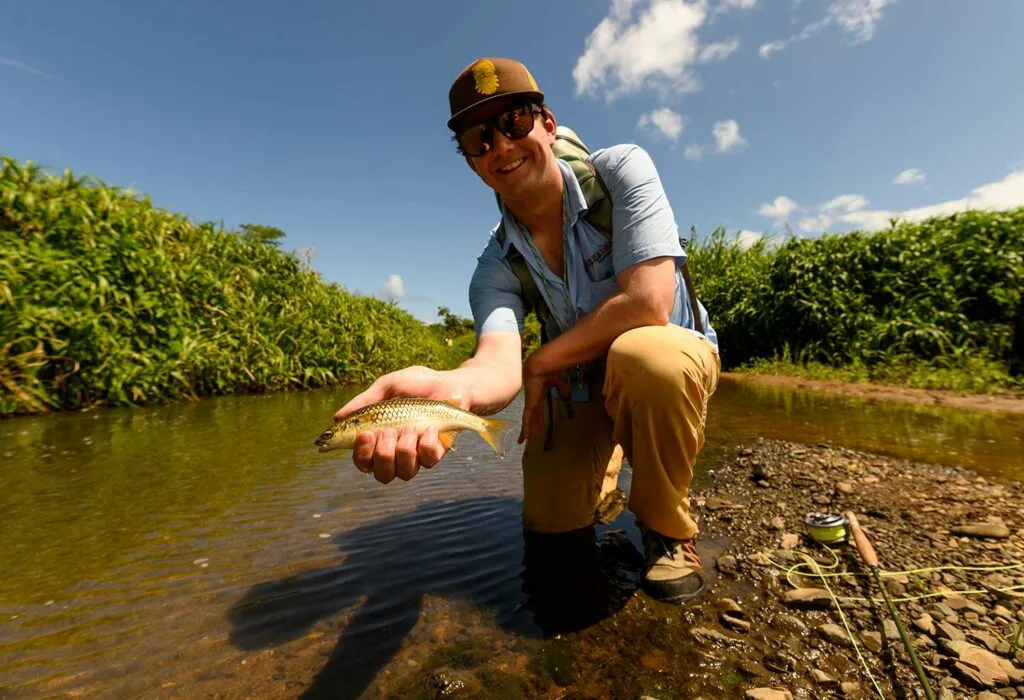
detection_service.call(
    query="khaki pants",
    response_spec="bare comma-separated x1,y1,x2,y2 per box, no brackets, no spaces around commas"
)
521,325,720,540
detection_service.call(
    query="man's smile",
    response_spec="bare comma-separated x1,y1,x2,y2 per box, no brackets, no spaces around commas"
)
496,157,526,175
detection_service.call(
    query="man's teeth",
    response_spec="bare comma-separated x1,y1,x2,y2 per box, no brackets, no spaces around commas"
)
498,158,525,174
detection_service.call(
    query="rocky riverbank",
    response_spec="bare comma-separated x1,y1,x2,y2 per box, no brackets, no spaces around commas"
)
692,439,1024,700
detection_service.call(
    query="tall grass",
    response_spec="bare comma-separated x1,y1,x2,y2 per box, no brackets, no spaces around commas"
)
687,208,1024,391
1,156,468,417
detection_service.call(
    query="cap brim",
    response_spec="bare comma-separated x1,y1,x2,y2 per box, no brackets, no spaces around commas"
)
447,90,545,131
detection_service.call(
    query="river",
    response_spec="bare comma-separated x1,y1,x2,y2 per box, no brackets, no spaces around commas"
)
1,376,1022,698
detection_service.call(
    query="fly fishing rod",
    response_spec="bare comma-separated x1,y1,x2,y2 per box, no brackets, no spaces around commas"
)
844,510,936,700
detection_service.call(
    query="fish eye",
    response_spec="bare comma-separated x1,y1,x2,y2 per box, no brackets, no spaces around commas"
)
320,430,332,440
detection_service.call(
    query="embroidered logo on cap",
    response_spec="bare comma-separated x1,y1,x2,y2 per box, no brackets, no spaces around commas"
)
472,60,499,95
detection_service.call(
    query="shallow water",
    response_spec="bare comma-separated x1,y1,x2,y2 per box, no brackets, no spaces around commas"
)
1,376,1022,698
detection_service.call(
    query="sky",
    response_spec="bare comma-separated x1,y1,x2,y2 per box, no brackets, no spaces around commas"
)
3,0,1023,323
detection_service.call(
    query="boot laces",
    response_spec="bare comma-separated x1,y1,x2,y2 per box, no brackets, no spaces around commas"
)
648,531,702,570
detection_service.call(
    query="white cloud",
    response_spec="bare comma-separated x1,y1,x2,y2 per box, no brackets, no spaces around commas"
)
758,196,799,219
0,57,52,79
719,0,757,9
798,215,833,233
382,274,407,300
699,37,741,63
574,0,743,100
759,0,895,58
772,169,1024,235
637,108,685,142
894,168,926,185
736,229,763,250
821,194,868,213
713,119,746,152
683,144,704,160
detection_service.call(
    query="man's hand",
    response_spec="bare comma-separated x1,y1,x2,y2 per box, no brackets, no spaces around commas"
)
333,366,468,484
517,353,569,445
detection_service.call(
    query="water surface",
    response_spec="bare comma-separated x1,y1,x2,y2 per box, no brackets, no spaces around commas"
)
1,376,1022,698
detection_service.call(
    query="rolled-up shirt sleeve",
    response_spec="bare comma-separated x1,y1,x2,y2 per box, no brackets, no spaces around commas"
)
468,241,527,337
593,144,685,274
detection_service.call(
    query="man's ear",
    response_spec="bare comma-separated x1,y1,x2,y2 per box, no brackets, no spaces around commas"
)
542,109,558,144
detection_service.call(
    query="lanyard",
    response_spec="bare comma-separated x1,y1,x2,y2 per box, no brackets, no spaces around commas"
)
519,199,576,334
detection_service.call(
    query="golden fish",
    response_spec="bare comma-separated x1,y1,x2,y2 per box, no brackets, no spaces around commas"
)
314,397,517,457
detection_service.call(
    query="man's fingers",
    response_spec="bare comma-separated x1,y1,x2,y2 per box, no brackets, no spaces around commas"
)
333,380,389,421
395,428,420,481
418,427,446,468
372,429,397,484
352,432,376,473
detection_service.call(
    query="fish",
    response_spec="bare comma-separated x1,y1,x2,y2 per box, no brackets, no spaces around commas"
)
314,397,517,457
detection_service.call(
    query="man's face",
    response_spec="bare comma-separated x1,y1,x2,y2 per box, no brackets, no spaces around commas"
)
456,102,558,202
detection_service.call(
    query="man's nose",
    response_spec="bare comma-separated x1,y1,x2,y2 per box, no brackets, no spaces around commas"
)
489,129,516,157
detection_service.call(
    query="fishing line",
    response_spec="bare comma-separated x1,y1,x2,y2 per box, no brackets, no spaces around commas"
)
799,551,887,699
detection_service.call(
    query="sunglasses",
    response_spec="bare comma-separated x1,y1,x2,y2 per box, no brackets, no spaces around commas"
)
455,103,543,157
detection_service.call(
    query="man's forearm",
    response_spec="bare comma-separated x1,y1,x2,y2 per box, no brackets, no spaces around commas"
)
446,353,522,415
528,290,667,376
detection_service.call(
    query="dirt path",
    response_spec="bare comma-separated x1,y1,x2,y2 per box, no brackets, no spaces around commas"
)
726,372,1024,416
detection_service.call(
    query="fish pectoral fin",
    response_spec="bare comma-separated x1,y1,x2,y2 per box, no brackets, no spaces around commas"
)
437,430,461,451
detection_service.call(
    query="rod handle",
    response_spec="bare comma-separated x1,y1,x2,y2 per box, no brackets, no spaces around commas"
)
844,510,879,568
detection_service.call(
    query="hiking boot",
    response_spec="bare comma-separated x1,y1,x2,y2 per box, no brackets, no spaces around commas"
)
640,526,707,604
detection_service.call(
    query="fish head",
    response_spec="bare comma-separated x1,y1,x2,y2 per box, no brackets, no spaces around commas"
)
313,420,360,453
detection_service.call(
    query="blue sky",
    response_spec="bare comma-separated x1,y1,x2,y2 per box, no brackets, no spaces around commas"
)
3,0,1023,322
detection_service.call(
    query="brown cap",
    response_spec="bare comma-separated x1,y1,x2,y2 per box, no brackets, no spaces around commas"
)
447,57,544,131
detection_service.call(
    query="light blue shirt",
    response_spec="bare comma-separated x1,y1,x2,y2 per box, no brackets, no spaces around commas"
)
468,143,718,350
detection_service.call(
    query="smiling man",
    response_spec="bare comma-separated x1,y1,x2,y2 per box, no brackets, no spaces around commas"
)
333,57,720,604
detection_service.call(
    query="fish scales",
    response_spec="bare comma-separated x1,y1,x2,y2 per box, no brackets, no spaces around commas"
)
314,397,516,458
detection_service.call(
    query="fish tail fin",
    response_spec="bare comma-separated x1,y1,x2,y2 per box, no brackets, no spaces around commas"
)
479,417,517,458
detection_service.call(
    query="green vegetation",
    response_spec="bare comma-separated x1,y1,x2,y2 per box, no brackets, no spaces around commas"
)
1,156,470,417
687,209,1024,394
4,153,1022,417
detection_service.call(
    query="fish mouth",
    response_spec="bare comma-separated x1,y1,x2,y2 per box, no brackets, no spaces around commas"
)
317,445,333,453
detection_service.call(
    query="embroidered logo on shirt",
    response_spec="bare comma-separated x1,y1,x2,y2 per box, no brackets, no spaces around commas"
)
583,242,612,271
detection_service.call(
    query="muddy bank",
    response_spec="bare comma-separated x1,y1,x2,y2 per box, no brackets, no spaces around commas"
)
690,439,1024,699
726,372,1024,416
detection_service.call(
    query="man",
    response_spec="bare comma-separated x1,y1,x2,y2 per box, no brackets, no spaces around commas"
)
333,57,720,604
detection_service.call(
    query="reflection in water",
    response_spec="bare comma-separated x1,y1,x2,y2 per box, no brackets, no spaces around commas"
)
228,497,640,700
1,375,1022,697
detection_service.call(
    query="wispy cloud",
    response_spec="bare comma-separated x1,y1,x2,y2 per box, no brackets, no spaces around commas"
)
713,119,746,152
683,144,704,161
736,229,764,250
0,57,53,79
759,0,896,58
637,107,685,143
382,273,407,301
893,168,926,185
573,0,741,101
757,195,799,219
759,169,1024,234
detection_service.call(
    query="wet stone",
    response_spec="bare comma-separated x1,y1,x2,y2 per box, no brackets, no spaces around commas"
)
782,588,833,609
860,631,882,653
764,651,795,673
716,555,738,574
883,619,899,640
818,623,851,647
810,669,836,684
744,689,793,700
840,681,860,697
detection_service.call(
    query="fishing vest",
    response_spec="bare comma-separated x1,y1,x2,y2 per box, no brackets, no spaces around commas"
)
493,126,704,344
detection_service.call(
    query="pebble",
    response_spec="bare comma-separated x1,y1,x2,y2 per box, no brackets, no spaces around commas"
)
716,555,738,574
782,588,833,610
744,688,792,700
810,669,835,684
951,520,1011,539
817,624,851,647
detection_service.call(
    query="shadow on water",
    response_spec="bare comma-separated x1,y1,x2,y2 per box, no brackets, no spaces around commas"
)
227,495,643,700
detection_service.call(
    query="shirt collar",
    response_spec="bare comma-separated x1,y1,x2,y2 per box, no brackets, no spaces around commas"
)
495,158,589,256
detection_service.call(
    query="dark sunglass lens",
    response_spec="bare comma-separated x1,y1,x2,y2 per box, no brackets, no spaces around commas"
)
458,124,491,156
498,106,534,139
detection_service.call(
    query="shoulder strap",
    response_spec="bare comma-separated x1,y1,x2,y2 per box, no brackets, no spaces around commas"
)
496,220,552,337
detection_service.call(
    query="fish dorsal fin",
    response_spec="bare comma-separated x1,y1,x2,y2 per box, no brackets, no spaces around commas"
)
443,398,461,406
